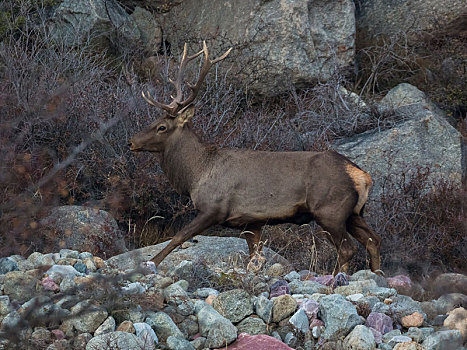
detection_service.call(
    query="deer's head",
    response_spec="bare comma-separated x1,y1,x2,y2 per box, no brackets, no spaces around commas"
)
129,41,231,153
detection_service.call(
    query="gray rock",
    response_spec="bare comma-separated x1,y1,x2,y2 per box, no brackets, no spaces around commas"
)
85,331,155,350
236,316,267,335
382,329,401,343
0,258,18,274
334,279,378,296
47,265,83,281
3,271,38,303
0,311,22,331
107,235,288,273
130,7,162,56
372,301,390,314
351,270,388,287
68,300,108,334
284,332,298,348
179,316,199,339
389,295,426,323
194,288,219,298
435,293,467,314
145,311,183,342
319,294,363,340
59,249,79,259
388,335,412,347
380,83,428,109
368,287,397,300
190,336,206,350
196,303,237,348
168,260,193,281
407,327,434,343
422,329,463,350
344,325,376,350
78,252,93,260
122,282,147,295
0,296,10,316
163,280,189,302
284,271,301,282
255,295,273,323
289,280,328,295
167,336,194,350
20,295,70,326
357,0,464,37
212,289,253,323
94,316,116,336
335,91,464,196
134,322,158,344
289,309,309,333
162,0,355,97
40,205,126,256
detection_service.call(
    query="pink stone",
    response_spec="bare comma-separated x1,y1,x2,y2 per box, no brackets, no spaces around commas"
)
308,275,334,286
42,276,60,292
387,275,413,289
300,299,319,320
401,312,424,328
365,312,393,334
224,333,293,350
369,327,382,344
309,318,324,329
51,329,65,340
270,280,290,298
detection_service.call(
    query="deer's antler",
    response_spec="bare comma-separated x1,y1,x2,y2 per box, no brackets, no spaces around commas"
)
142,41,232,116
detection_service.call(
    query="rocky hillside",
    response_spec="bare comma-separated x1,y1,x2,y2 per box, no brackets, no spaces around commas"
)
0,240,466,349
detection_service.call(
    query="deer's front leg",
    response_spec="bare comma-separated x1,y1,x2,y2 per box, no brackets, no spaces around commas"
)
151,212,218,266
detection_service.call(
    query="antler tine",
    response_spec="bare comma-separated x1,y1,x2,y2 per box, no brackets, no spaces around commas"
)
182,41,232,109
142,41,232,116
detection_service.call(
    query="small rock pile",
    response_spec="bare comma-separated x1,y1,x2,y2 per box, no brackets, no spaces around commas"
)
0,250,466,350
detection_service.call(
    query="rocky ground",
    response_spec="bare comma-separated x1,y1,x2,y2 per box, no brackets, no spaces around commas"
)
0,241,466,350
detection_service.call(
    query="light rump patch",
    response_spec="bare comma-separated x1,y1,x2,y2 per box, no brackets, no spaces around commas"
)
345,164,372,214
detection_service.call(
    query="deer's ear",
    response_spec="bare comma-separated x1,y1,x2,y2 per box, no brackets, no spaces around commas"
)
176,105,195,126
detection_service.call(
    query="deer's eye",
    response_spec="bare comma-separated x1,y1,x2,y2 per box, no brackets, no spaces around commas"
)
157,125,167,132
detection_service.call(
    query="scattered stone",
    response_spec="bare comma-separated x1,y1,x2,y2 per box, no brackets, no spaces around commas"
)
3,271,38,302
284,271,300,281
319,294,363,340
272,294,297,323
237,316,267,335
401,311,424,328
255,295,273,323
443,307,467,340
0,258,19,274
308,275,334,286
347,293,364,302
266,263,286,277
300,298,319,320
422,330,463,350
0,296,11,316
389,295,425,323
60,249,79,259
134,322,158,344
163,280,189,302
167,336,194,350
334,279,378,296
351,270,388,287
393,342,425,350
212,289,254,323
226,333,293,350
85,331,155,350
196,303,237,348
289,309,309,333
333,272,349,287
406,327,433,343
168,260,193,280
194,288,219,298
78,252,93,260
284,332,297,347
42,276,60,292
122,282,146,295
94,316,116,336
435,293,467,314
344,325,376,350
365,312,393,334
270,280,290,298
47,265,83,280
51,329,66,340
145,311,183,342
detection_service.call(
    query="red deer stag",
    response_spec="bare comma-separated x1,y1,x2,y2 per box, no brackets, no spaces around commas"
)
129,41,382,274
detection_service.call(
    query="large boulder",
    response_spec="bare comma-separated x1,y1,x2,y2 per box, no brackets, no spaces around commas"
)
161,0,355,96
51,0,140,47
40,206,126,259
357,0,465,38
106,235,288,272
335,84,465,196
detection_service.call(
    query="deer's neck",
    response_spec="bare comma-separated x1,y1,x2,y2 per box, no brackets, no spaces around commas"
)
160,127,215,196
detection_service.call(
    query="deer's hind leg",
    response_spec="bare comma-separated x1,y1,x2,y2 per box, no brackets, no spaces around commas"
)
346,214,382,274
